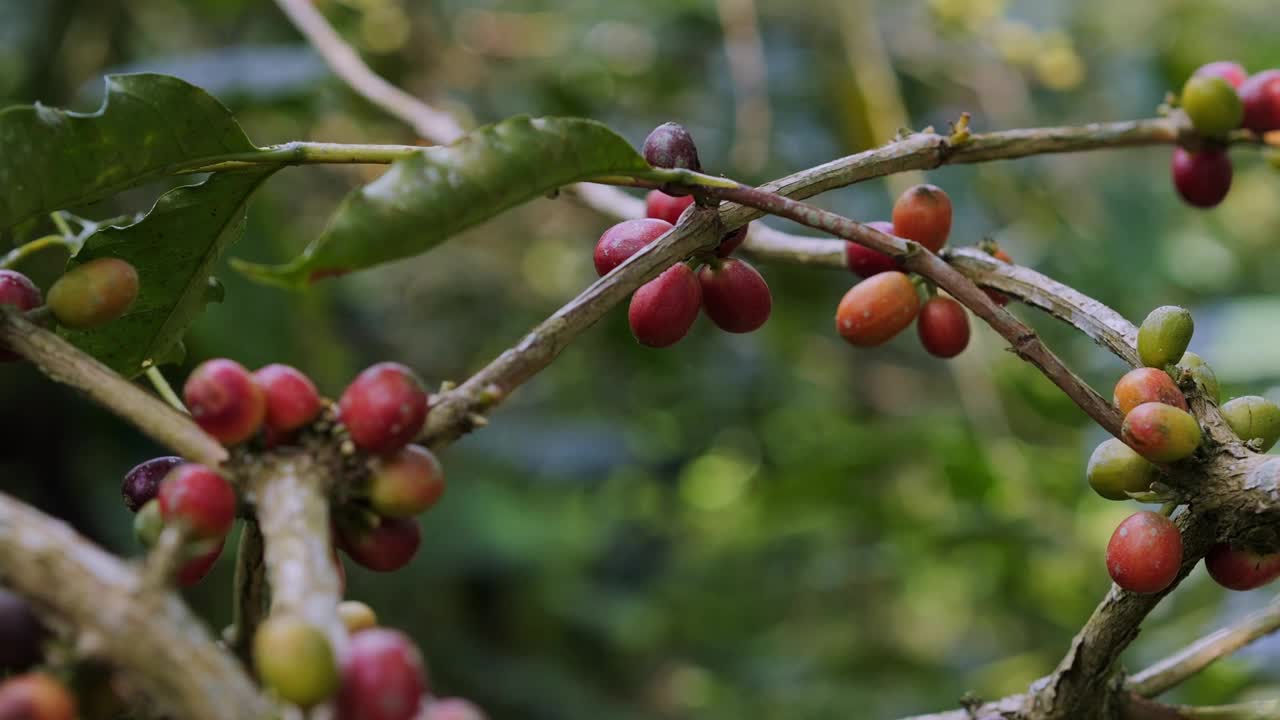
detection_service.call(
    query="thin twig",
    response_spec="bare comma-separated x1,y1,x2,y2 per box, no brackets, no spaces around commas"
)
230,521,267,667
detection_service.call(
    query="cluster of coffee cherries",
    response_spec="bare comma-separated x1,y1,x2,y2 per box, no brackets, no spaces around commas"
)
596,122,771,348
0,257,140,354
1171,61,1280,208
834,184,999,358
1088,306,1280,595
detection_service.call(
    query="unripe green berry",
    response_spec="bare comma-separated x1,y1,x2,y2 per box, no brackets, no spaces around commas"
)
338,601,378,634
1087,438,1159,500
1122,402,1202,463
253,615,339,707
133,499,164,547
1180,74,1244,136
46,258,139,329
1176,352,1220,403
1137,306,1194,369
1220,396,1280,452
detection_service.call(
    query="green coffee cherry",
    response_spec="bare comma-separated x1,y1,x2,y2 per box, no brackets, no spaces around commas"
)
252,615,339,707
1220,395,1280,452
1087,438,1159,500
1137,306,1194,369
1122,402,1202,463
1181,75,1244,136
1176,352,1220,403
133,499,163,547
47,258,139,329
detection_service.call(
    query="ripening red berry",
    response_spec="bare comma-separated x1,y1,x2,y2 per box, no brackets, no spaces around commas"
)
0,589,45,673
835,271,921,347
845,221,898,278
337,517,422,572
46,257,139,329
423,698,488,720
253,364,322,436
121,456,183,513
917,296,970,358
0,672,77,720
1122,402,1202,463
1240,69,1280,133
645,191,695,225
717,223,749,258
337,629,428,720
1171,147,1232,208
697,259,772,334
891,184,952,253
628,264,702,348
593,219,672,277
367,445,446,519
158,464,237,539
984,249,1013,307
1106,511,1183,594
1194,61,1247,89
339,363,430,454
176,538,224,588
184,358,267,446
642,122,702,172
0,270,42,362
1205,543,1280,591
1113,367,1188,416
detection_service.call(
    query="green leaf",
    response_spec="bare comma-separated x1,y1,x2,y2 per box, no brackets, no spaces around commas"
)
234,116,650,289
59,170,274,376
0,74,258,230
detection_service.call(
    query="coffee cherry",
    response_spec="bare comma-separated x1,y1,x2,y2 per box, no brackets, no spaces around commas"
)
891,184,952,253
367,445,446,519
1171,147,1232,208
697,258,772,334
184,358,267,446
254,364,322,436
1113,368,1188,416
1205,543,1280,591
1180,74,1243,136
339,363,430,455
593,219,672,277
133,499,164,547
176,539,224,587
253,615,339,707
0,270,42,362
1220,395,1280,452
1137,306,1194,369
1106,511,1183,594
1194,61,1247,89
1121,402,1202,463
0,673,77,720
121,456,183,513
337,517,422,572
46,257,138,329
916,296,970,358
337,629,428,720
717,224,749,258
338,601,378,634
844,221,898,278
835,271,921,347
1240,69,1280,133
628,264,702,348
424,698,488,720
642,122,702,172
645,191,695,225
158,464,237,539
983,249,1014,307
1177,352,1220,403
1086,438,1158,501
0,589,45,673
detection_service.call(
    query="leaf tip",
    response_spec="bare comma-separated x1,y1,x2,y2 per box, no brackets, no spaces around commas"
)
229,257,309,291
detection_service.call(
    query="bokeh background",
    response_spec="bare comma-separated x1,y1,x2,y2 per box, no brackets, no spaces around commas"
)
3,1,1280,718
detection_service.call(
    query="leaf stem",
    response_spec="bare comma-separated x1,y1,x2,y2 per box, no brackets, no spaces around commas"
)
145,365,187,413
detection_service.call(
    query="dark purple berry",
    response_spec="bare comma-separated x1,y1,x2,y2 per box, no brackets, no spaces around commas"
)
121,456,183,513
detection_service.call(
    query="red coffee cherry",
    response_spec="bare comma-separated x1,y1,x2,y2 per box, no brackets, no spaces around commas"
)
716,223,749,258
46,257,138,329
1106,511,1183,594
642,122,702,172
1205,543,1280,591
697,258,772,334
1171,148,1232,208
1194,61,1247,89
0,270,42,362
628,264,702,348
593,219,672,277
891,184,952,253
645,191,695,225
1121,402,1202,463
1113,367,1189,416
337,629,428,720
0,589,46,673
158,464,237,540
121,456,183,513
1240,69,1280,133
337,517,422,572
184,358,267,446
339,363,429,454
0,672,77,720
844,221,898,278
176,539,225,588
254,364,322,436
367,445,446,519
917,296,970,358
423,698,488,720
835,271,921,347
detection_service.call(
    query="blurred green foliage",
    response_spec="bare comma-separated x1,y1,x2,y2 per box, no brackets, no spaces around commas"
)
2,1,1280,718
